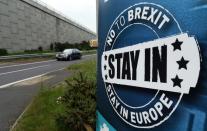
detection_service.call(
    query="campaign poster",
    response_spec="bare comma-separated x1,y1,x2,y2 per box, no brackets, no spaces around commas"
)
97,0,207,131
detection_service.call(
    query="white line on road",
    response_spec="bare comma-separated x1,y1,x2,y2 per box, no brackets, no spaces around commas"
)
0,65,50,76
83,54,96,57
0,68,65,89
0,54,96,89
0,60,55,69
0,63,10,67
0,75,44,89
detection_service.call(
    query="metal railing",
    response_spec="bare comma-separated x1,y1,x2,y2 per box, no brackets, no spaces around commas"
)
0,50,97,60
0,53,56,60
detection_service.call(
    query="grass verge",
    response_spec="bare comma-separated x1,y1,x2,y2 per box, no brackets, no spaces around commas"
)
82,50,97,56
13,59,96,131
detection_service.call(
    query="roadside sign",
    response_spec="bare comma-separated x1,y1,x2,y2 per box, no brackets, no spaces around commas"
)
97,0,207,130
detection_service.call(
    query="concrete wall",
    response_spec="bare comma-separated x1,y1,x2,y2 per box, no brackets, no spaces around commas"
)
0,0,96,52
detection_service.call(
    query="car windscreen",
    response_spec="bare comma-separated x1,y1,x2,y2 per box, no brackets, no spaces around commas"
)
63,49,72,54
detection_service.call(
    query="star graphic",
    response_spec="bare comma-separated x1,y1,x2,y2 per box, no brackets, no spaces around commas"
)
177,57,189,70
171,38,183,51
105,75,108,80
171,75,183,88
104,65,107,70
104,55,107,60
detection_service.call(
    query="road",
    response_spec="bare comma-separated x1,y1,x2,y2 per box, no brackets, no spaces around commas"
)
0,54,96,131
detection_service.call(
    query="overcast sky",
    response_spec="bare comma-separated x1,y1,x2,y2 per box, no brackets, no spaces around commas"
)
40,0,97,33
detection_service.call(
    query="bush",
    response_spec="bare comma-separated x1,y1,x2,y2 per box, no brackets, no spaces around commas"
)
38,46,43,51
54,41,96,52
24,49,40,54
56,72,96,131
24,47,44,54
50,43,54,51
0,48,8,56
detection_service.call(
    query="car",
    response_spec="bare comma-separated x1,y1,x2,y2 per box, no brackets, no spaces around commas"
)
56,49,82,61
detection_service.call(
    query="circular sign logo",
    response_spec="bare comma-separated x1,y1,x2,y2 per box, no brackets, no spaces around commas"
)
101,2,201,128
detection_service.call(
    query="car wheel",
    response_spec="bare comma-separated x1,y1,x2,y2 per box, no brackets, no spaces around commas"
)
67,55,72,61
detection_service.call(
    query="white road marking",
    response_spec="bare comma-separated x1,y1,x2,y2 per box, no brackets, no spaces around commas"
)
0,60,55,69
0,54,96,69
83,54,97,57
0,54,96,89
0,63,10,66
0,65,50,76
0,68,65,89
0,75,44,89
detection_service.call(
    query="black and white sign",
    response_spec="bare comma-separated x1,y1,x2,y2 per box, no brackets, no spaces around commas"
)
102,33,200,94
100,2,201,128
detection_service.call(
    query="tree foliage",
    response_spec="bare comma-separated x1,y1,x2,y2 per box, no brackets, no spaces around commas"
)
54,41,96,52
56,72,96,131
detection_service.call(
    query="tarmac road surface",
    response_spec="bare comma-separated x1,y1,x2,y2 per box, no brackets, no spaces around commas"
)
0,54,96,131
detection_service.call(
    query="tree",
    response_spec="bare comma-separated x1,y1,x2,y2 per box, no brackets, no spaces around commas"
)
57,72,96,131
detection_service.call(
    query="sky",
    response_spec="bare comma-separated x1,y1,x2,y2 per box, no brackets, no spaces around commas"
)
40,0,97,33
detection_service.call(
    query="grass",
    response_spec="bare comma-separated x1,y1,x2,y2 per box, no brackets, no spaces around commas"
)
82,50,97,56
13,85,66,131
13,59,97,131
67,59,96,81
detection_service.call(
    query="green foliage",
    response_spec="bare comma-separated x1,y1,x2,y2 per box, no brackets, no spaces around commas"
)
54,41,96,52
50,43,54,51
0,48,8,56
13,60,96,131
68,60,97,81
23,50,52,54
14,86,66,131
38,46,43,51
56,72,96,131
56,60,97,131
24,47,44,53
